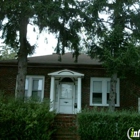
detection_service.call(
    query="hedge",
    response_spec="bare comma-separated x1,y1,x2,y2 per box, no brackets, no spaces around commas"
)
0,94,55,140
77,108,140,140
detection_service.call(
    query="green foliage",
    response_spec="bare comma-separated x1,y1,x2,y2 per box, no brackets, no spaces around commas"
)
77,109,140,140
0,0,86,98
84,0,140,109
0,0,85,57
0,94,55,140
102,42,140,76
85,0,140,76
0,45,18,60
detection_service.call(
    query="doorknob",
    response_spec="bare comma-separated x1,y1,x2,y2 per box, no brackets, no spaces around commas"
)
64,101,68,103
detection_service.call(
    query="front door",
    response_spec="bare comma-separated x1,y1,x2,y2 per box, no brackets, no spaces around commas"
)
59,83,74,114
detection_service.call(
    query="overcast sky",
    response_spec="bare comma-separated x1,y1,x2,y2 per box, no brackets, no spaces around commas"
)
0,23,57,57
2,1,138,57
27,24,57,56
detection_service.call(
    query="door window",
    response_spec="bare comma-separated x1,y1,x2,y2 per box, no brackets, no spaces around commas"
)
60,84,73,98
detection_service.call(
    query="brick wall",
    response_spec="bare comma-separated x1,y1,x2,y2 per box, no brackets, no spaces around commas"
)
0,66,17,96
0,64,140,110
52,114,79,140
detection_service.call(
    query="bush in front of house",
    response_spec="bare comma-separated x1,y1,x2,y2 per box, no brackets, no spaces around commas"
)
0,94,55,140
77,108,140,140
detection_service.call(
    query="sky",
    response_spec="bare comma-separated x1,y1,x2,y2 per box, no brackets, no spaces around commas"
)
0,24,57,57
27,24,57,56
1,2,138,57
0,14,109,57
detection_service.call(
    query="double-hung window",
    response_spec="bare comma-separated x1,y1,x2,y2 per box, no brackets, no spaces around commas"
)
90,77,120,106
25,76,45,102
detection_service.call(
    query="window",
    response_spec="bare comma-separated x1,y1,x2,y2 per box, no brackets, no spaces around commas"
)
25,76,45,102
90,77,120,106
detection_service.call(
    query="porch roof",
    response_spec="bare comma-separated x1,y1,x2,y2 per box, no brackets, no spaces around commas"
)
48,69,84,78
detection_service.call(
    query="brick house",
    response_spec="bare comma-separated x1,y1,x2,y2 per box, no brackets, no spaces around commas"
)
0,53,140,113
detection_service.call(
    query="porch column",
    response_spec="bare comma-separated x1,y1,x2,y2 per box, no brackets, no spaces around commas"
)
77,77,81,113
50,76,55,111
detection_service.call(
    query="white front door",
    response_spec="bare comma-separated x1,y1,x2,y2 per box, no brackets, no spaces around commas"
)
59,83,74,114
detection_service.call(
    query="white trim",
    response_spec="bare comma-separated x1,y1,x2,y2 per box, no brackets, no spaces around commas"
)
90,77,120,107
77,77,82,112
48,69,84,114
74,82,77,114
50,77,55,111
48,69,84,78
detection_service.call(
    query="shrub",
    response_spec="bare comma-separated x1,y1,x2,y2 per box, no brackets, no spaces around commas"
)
77,108,140,140
0,94,55,140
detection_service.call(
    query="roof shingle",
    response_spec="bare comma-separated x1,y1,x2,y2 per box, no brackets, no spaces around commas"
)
0,53,101,65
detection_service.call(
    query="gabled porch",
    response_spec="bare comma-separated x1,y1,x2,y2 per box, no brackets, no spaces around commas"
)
48,69,84,114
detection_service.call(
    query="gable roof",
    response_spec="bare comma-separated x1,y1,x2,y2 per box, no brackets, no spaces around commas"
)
48,69,84,77
0,53,101,66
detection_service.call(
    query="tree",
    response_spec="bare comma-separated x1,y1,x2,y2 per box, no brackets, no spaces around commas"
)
83,0,140,111
0,45,18,60
0,0,84,100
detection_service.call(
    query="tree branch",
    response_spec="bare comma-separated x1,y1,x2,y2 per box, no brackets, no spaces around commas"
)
97,19,134,32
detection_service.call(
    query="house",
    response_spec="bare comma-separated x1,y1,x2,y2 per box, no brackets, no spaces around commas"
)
0,53,140,113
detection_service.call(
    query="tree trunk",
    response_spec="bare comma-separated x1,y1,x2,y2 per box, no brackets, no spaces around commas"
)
16,17,28,100
109,73,117,112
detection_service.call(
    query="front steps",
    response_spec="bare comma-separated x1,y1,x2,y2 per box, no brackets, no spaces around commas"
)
52,114,80,140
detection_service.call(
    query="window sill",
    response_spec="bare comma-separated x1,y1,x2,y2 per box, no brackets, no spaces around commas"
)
90,104,120,107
